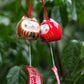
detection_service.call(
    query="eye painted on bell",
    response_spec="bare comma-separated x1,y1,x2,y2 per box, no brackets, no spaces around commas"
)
40,24,49,34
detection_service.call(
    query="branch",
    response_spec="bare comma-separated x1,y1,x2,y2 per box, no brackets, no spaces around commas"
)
61,78,74,82
55,42,67,80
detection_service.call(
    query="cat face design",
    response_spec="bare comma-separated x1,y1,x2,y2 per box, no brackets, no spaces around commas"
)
22,19,39,32
40,24,49,34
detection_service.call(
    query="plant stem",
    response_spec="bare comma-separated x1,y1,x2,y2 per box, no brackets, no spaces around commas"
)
55,42,67,80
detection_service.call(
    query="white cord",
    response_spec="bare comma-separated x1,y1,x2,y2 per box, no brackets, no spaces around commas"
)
49,43,55,66
26,40,32,67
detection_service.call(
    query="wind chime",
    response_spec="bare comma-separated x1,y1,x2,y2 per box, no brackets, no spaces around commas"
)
16,0,62,84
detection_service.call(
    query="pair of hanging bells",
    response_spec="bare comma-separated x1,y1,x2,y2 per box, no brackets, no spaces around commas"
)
16,16,62,42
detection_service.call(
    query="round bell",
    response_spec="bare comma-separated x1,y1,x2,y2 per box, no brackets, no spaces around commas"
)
40,19,62,42
16,16,40,40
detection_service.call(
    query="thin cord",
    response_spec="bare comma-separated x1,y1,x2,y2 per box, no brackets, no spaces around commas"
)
28,0,32,18
26,40,32,67
49,43,55,66
41,0,49,20
29,42,32,66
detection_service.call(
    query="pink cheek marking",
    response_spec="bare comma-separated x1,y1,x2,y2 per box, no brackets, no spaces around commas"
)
45,29,48,32
24,24,27,27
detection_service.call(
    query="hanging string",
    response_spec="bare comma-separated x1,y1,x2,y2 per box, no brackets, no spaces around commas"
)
26,40,32,67
49,43,60,84
49,43,55,66
41,0,49,20
28,40,32,67
28,0,32,18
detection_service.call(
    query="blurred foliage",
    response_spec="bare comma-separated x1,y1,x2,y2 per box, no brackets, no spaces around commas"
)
0,0,84,84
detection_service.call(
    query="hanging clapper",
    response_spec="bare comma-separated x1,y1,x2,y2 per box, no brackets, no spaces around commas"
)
49,43,60,84
25,40,42,84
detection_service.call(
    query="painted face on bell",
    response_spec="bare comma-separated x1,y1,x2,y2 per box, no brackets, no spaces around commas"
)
22,19,39,32
40,24,49,34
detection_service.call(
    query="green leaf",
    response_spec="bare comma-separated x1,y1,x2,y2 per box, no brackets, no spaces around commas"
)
62,40,81,74
51,5,68,28
26,0,31,11
66,0,83,21
45,1,55,18
36,2,43,23
0,16,10,26
78,10,84,25
75,32,84,41
51,7,63,27
54,0,63,6
74,72,84,84
60,5,68,27
0,0,15,9
64,0,72,4
0,53,2,65
7,66,28,84
7,0,16,11
67,0,77,21
0,26,11,40
80,42,84,60
75,0,83,17
11,0,24,22
73,43,84,83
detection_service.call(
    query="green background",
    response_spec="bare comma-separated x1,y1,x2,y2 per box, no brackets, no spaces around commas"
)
0,0,84,84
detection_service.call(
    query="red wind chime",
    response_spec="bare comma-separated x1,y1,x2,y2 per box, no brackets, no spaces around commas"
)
40,0,62,84
16,0,62,84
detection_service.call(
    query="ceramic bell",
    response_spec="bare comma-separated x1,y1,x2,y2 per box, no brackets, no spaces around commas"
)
16,16,40,40
40,19,62,42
